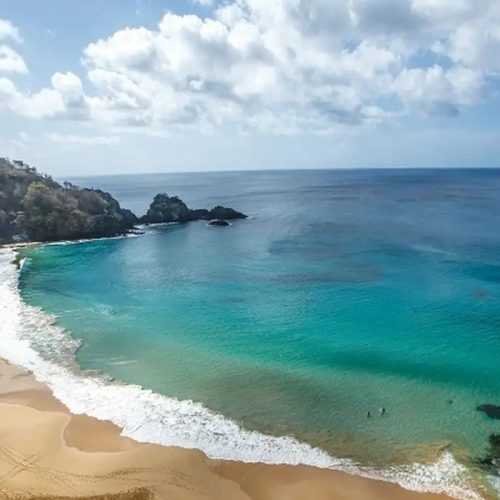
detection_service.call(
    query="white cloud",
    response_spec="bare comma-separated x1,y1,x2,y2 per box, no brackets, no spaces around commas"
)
51,72,89,119
410,0,500,73
0,76,66,118
447,19,500,72
0,45,28,73
0,70,90,119
2,3,500,133
393,65,483,117
0,19,22,42
0,20,27,75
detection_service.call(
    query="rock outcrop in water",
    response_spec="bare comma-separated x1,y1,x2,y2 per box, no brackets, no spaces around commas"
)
209,219,230,227
141,193,247,224
474,434,500,475
141,194,192,223
477,404,500,420
0,158,247,244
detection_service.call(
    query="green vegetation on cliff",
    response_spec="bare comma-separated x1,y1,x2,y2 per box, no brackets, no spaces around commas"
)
0,158,137,243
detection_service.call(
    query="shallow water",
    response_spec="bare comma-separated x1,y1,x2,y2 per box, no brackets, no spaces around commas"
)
15,169,500,497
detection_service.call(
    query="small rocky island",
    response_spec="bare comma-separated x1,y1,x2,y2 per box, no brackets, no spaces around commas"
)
0,158,247,244
141,193,246,224
209,220,230,227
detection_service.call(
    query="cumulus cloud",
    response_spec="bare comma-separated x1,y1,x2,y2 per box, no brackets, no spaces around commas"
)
0,67,91,120
0,19,28,75
0,77,62,118
1,2,499,133
0,19,22,42
393,65,483,117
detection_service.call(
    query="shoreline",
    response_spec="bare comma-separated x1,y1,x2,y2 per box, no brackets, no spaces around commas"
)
0,245,483,499
0,358,453,499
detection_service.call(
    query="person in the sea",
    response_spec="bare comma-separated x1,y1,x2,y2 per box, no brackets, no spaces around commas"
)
367,411,372,418
379,407,386,416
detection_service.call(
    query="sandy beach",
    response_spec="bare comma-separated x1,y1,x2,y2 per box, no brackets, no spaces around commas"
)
0,359,453,500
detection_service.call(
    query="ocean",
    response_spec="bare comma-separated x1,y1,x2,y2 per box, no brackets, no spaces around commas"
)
2,169,500,498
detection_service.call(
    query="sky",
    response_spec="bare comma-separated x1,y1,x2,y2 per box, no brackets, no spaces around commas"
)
0,0,500,176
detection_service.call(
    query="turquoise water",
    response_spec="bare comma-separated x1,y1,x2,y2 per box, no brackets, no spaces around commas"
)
17,169,500,495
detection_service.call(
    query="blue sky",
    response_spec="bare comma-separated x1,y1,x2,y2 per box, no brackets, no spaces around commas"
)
0,0,499,176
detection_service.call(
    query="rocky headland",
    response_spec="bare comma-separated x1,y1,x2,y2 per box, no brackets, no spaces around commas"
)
0,158,247,244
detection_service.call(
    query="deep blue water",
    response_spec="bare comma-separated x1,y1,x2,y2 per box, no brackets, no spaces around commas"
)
18,169,500,494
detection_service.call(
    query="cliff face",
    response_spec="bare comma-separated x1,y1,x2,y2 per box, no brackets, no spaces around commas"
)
141,193,247,224
0,158,138,244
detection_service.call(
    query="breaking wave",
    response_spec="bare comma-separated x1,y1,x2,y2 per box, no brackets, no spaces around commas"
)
0,247,483,499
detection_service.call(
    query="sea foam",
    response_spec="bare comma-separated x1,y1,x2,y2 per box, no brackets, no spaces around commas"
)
0,248,483,500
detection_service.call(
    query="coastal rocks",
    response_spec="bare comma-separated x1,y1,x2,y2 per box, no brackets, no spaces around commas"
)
188,208,211,220
477,404,500,420
141,193,247,225
207,205,246,220
474,434,500,475
0,159,247,244
209,220,230,227
141,194,191,223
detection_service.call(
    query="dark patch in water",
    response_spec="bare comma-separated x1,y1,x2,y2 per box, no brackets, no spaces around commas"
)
272,264,382,285
477,404,500,420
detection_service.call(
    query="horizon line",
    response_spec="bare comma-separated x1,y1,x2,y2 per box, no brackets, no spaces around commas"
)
65,165,500,180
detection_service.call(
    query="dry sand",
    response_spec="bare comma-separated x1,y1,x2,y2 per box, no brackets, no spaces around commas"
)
0,359,452,500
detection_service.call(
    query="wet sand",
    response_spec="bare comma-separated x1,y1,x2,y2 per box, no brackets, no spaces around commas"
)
0,359,454,500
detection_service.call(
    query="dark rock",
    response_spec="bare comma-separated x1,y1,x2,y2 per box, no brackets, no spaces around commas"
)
474,434,500,475
208,205,247,220
187,208,210,220
477,404,500,420
141,194,247,225
209,220,230,226
141,193,191,224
